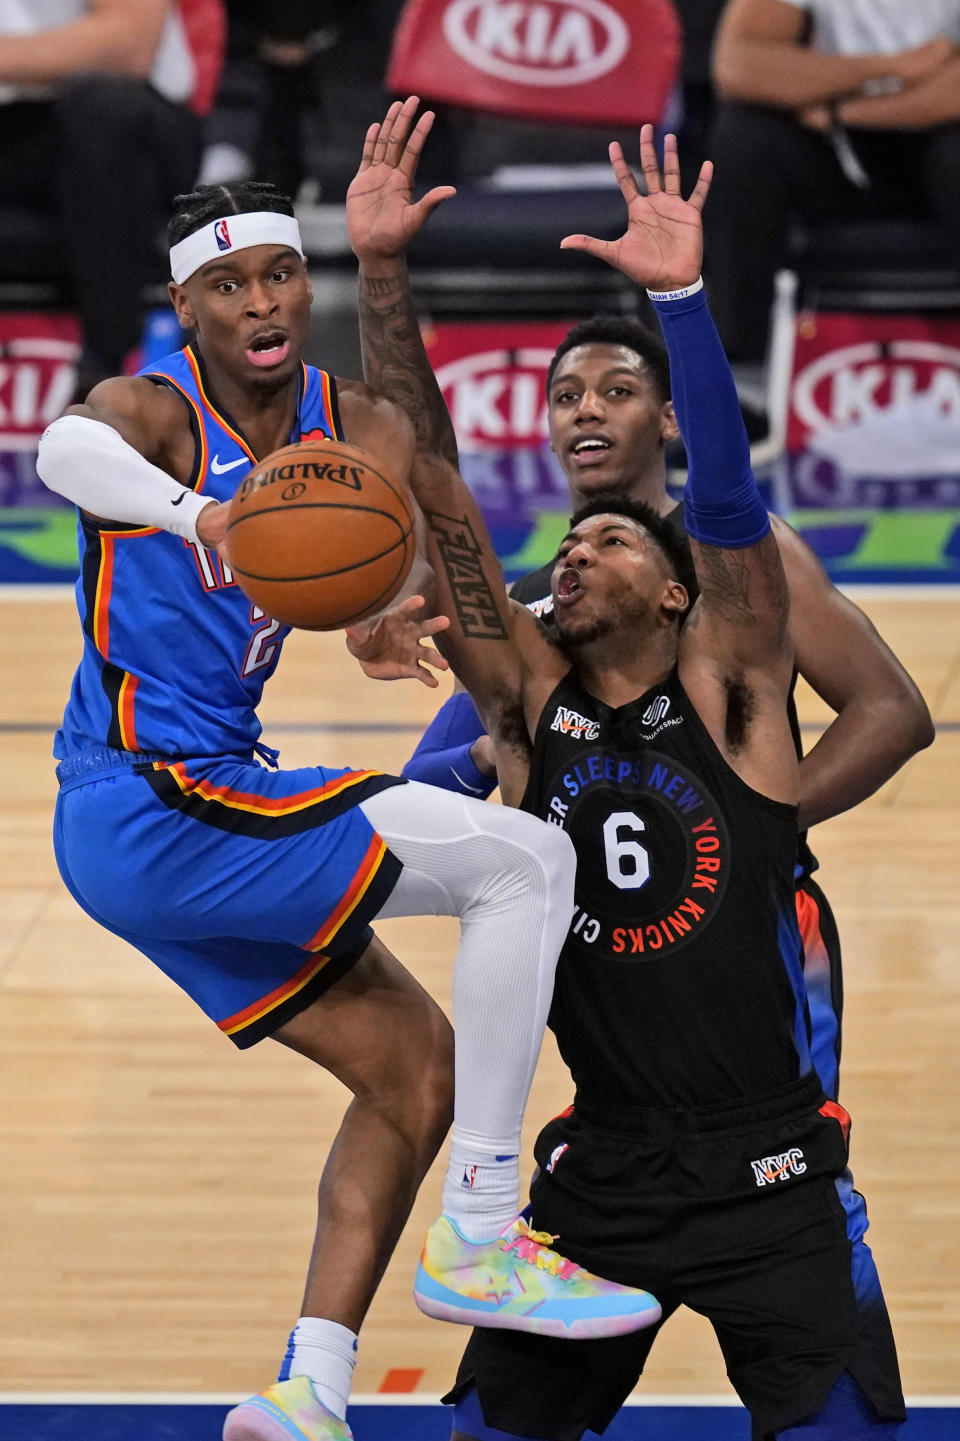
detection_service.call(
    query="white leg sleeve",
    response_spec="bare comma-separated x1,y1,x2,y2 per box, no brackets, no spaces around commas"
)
359,781,576,1220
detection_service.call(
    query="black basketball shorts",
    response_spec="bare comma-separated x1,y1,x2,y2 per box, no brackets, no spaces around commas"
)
445,1072,904,1440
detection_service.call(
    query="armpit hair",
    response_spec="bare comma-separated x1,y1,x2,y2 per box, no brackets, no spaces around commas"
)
496,698,533,764
724,673,756,753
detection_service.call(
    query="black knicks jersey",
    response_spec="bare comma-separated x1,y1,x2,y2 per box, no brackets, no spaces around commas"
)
511,502,818,882
521,668,812,1109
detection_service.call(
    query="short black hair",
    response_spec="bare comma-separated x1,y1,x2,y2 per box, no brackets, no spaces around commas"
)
546,315,671,403
567,494,696,603
168,181,295,247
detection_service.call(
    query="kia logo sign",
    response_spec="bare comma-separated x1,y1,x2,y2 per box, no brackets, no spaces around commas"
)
0,330,79,445
443,0,629,86
793,340,960,433
434,347,556,447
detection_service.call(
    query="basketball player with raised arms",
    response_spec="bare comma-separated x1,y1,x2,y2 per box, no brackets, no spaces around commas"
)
357,126,909,1439
35,111,664,1441
362,106,934,1121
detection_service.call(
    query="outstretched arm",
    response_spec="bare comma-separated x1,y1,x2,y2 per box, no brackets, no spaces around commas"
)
348,97,459,468
36,375,228,552
562,130,932,811
562,129,790,679
562,129,794,798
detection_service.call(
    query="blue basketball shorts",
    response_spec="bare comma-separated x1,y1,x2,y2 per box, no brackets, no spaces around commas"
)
53,747,404,1046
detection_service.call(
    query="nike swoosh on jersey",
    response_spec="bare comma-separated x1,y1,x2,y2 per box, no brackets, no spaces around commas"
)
450,765,486,795
210,454,249,474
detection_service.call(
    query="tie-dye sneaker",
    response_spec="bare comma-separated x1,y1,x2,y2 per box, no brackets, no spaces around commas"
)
223,1376,353,1441
414,1215,661,1339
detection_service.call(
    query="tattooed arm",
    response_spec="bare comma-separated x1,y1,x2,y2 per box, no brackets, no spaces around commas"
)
407,450,568,803
357,268,458,467
347,97,459,467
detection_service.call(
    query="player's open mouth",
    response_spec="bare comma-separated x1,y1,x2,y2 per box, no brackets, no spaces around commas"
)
246,331,290,368
556,567,584,605
570,435,613,467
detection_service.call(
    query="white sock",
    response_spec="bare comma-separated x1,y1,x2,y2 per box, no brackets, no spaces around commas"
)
443,1132,520,1242
281,1316,357,1422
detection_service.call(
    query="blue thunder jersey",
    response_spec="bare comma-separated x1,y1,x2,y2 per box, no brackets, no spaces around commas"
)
55,345,343,761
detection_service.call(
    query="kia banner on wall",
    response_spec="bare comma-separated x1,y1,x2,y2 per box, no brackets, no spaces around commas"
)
778,309,960,582
0,309,185,584
388,0,681,126
425,317,579,578
0,314,81,584
0,313,80,453
786,311,960,505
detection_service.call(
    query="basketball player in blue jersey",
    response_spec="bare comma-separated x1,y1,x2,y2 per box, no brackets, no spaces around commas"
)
35,115,665,1441
353,123,912,1440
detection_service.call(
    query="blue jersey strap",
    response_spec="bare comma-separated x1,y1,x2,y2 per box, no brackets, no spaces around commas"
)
650,285,770,550
402,691,497,799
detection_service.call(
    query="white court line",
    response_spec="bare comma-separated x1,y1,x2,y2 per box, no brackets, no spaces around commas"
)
3,583,960,606
0,1392,956,1408
0,584,74,600
840,584,960,601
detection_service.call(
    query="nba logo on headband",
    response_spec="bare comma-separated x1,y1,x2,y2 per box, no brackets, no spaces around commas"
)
170,212,304,283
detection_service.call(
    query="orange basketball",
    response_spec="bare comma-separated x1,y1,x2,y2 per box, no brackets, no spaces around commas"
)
225,438,415,630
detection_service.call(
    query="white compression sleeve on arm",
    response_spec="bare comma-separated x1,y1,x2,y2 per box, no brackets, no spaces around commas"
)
36,414,214,543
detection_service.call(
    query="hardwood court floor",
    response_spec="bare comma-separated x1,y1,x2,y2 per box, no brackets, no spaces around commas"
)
0,589,957,1400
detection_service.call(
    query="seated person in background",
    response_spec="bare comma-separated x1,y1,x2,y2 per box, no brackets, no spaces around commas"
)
0,0,225,396
708,0,960,364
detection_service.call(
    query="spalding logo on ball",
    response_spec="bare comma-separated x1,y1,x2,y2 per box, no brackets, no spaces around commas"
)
226,437,415,630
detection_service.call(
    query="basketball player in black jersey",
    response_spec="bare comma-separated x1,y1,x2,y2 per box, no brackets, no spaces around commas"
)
356,105,932,1122
353,120,911,1440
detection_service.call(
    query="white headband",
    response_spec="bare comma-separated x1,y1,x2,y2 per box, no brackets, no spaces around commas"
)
169,212,304,284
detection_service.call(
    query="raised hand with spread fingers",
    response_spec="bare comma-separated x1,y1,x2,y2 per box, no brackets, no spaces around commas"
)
561,125,713,292
348,96,460,468
347,96,457,264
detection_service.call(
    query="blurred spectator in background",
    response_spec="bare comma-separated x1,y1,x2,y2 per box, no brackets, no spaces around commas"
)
672,0,727,193
222,0,337,200
0,0,225,397
707,0,960,367
206,1,402,201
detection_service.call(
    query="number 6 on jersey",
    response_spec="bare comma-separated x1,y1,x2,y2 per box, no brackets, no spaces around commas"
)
603,811,650,890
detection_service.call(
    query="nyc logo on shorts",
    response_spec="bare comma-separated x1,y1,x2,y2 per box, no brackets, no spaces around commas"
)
750,1148,807,1186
